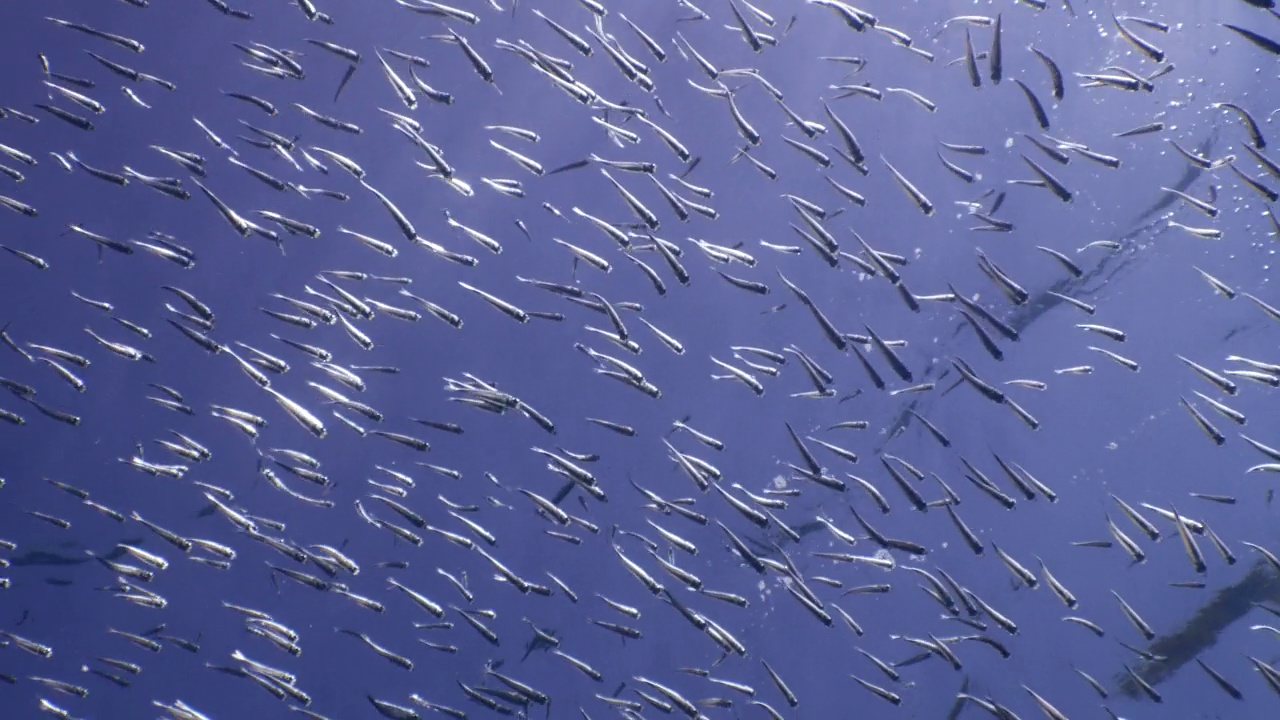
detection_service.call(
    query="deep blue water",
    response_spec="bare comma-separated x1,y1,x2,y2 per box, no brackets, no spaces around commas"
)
2,1,1280,719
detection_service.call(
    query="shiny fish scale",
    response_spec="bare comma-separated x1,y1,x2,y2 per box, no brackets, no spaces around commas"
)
1,1,1280,719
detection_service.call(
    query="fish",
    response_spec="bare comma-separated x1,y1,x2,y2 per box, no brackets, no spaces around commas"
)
3,3,1279,719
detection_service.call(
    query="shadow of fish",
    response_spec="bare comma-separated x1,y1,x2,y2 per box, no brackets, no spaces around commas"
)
8,539,142,567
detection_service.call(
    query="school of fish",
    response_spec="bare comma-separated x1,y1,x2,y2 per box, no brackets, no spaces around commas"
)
3,0,1280,718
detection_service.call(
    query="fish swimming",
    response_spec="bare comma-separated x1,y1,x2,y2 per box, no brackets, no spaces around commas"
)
2,3,1278,720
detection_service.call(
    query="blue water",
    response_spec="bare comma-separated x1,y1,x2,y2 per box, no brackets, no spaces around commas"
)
2,1,1280,718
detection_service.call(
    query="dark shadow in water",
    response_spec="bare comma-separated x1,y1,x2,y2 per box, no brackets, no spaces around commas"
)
1116,558,1280,699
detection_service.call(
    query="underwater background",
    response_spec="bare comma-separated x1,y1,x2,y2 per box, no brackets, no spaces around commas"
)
2,1,1280,718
